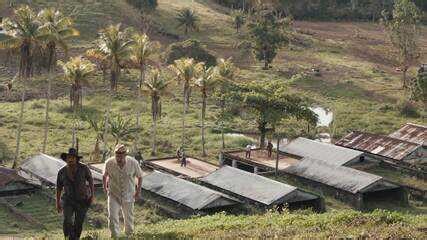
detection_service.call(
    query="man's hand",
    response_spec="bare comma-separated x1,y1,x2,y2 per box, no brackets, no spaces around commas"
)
134,190,140,200
56,202,63,214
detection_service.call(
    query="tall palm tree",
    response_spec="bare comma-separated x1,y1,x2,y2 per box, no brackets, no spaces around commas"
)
144,68,169,156
0,6,40,168
232,10,245,33
60,56,95,147
194,66,216,156
90,24,133,155
38,8,79,153
129,33,159,151
176,8,199,35
169,58,204,149
216,58,237,150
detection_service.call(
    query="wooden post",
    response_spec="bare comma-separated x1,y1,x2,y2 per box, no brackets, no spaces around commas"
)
275,137,280,177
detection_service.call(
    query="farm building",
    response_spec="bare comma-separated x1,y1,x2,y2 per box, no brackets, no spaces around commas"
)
19,154,103,187
141,171,241,218
221,148,299,174
336,131,426,165
0,167,38,197
389,123,426,148
279,137,365,166
222,149,408,210
144,156,219,179
282,158,408,210
200,166,324,212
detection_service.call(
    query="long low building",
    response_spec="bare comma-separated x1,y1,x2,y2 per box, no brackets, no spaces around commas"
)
336,131,425,165
0,167,38,197
280,137,365,166
141,171,241,218
221,149,408,210
200,166,324,212
19,154,103,187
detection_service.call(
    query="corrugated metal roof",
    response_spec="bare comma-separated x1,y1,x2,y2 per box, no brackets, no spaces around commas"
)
335,131,420,161
141,171,239,210
280,137,363,166
284,158,382,194
389,123,426,147
201,166,297,206
19,154,103,185
0,167,28,187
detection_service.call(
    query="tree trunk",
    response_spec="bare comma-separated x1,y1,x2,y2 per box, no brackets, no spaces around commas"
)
135,67,144,152
221,95,225,150
182,82,189,148
13,86,26,169
151,98,157,156
201,91,207,157
275,137,280,177
42,73,52,153
258,122,267,148
72,93,77,148
403,69,407,89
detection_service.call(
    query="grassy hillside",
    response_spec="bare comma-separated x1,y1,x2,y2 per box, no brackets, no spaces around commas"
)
0,0,426,238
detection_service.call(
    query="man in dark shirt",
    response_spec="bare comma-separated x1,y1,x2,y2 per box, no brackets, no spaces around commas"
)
56,148,95,240
267,141,274,158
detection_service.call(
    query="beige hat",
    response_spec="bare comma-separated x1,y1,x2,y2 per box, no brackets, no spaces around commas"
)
114,144,127,154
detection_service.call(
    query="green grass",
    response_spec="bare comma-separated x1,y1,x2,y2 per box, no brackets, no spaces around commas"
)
35,210,427,239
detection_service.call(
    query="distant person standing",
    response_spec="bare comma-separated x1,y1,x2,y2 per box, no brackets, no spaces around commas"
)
267,141,274,158
245,144,252,159
103,144,143,238
56,148,95,240
180,148,187,167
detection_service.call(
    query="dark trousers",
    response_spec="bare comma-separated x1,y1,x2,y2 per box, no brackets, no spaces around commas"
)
181,157,187,167
63,201,88,240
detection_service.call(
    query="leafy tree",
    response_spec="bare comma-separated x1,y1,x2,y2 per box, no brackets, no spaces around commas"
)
232,10,246,33
38,8,79,153
129,33,160,151
144,68,170,156
165,39,216,67
60,56,95,147
194,66,216,156
247,10,292,69
229,81,317,148
169,58,204,149
0,6,40,168
109,115,139,145
409,68,427,109
176,8,199,35
215,58,237,149
84,115,105,163
382,0,421,89
126,0,158,14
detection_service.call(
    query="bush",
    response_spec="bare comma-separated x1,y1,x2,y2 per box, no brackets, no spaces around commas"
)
398,101,420,118
165,39,217,67
126,0,158,13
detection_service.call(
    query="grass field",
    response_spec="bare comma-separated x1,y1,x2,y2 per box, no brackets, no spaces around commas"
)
0,0,426,238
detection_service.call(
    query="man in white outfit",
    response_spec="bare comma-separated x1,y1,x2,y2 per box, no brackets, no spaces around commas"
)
103,144,143,238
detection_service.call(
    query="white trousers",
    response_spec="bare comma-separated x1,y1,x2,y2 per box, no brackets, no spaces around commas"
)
108,196,135,237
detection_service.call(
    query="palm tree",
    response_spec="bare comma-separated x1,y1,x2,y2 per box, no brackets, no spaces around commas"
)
0,6,40,168
169,58,204,148
176,8,199,35
129,33,159,151
38,8,79,153
109,115,139,146
60,56,95,147
216,58,237,149
144,68,170,156
90,24,133,155
232,10,245,33
194,66,216,156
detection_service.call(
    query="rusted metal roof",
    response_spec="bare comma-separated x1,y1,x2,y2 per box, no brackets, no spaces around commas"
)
389,123,426,147
335,131,420,161
0,167,28,187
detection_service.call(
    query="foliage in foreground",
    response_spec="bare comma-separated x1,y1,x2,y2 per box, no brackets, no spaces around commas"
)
41,210,427,239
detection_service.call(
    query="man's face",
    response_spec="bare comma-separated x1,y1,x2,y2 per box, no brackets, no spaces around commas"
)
116,152,126,163
66,155,77,166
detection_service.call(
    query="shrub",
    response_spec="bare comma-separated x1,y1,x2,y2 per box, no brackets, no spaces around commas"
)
165,39,217,67
398,101,420,118
126,0,158,13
